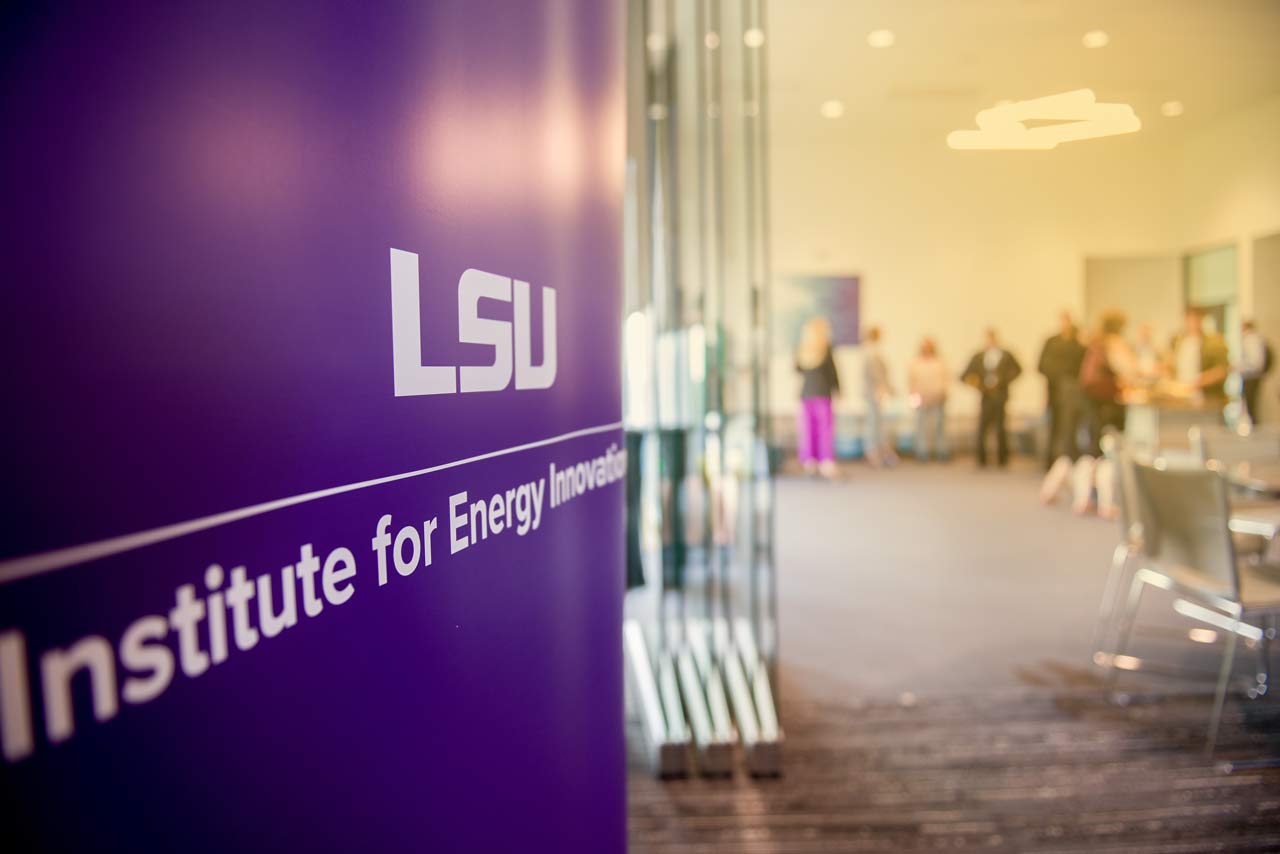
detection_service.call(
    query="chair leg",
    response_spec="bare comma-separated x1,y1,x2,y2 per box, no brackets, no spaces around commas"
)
1206,618,1240,758
1106,573,1147,698
1093,544,1132,659
1254,616,1273,699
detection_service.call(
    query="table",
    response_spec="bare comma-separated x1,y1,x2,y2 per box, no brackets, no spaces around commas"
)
1229,503,1280,539
1123,398,1223,455
1228,460,1280,498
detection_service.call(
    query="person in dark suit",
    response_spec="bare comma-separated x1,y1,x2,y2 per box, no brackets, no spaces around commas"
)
962,328,1022,468
1037,311,1086,469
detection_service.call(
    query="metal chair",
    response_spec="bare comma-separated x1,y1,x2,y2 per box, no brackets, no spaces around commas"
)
1105,460,1280,755
1092,431,1142,660
1189,424,1280,559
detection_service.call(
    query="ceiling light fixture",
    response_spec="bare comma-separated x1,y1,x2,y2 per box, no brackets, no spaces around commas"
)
947,89,1141,150
743,28,765,48
705,32,720,50
867,29,895,48
1160,100,1184,117
1082,30,1109,48
820,100,845,119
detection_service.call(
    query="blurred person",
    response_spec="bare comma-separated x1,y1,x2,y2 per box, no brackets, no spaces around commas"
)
1079,310,1136,456
962,328,1022,468
908,337,949,461
862,326,898,467
1133,322,1164,381
1169,307,1229,402
1037,311,1086,468
1238,319,1272,424
795,316,839,478
1069,310,1137,517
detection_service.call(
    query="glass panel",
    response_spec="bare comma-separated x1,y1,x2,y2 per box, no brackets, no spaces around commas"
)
622,0,777,744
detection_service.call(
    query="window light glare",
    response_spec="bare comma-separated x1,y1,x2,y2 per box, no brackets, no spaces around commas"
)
867,29,895,48
820,99,845,119
1082,30,1109,49
1161,100,1184,118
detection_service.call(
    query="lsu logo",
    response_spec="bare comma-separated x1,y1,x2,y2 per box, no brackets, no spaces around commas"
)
389,248,556,396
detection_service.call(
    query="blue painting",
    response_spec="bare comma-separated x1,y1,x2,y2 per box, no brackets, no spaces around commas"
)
776,274,862,349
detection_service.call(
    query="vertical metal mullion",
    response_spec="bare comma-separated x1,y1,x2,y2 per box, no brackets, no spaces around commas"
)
708,0,731,669
738,0,762,658
752,0,779,701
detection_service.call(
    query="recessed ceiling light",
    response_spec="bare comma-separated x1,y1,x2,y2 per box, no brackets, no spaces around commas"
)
820,100,845,119
867,29,895,48
1082,30,1109,48
705,32,720,50
1160,100,1184,117
743,28,765,48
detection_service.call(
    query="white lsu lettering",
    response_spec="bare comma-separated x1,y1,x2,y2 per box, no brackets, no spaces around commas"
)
389,248,556,396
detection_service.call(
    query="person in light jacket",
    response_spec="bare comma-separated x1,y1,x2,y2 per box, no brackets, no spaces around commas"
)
908,337,949,462
862,326,898,467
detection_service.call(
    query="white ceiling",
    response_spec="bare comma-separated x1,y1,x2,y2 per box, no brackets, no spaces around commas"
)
767,0,1280,145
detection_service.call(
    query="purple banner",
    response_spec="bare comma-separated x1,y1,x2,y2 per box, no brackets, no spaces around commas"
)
0,2,625,851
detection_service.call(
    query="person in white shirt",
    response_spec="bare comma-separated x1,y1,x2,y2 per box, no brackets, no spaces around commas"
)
908,338,949,461
1238,320,1270,424
1169,308,1229,401
1132,323,1163,382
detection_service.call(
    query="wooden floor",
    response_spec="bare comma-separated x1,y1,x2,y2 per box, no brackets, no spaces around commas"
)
628,685,1280,853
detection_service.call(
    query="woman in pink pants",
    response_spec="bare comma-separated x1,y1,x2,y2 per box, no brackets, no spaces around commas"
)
795,317,840,478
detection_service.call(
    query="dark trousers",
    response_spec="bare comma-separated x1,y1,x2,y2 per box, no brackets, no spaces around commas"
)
1243,377,1262,424
1083,397,1125,456
1044,381,1082,468
977,395,1008,467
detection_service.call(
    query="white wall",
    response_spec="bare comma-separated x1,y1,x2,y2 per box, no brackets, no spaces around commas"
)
769,94,1280,422
770,131,1178,417
1174,94,1280,317
1253,231,1280,424
1084,256,1182,336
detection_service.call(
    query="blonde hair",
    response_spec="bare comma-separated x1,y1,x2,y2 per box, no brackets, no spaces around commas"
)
797,317,832,370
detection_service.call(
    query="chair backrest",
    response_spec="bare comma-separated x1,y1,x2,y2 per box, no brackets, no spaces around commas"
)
1101,429,1140,548
1130,460,1239,599
1191,424,1280,466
